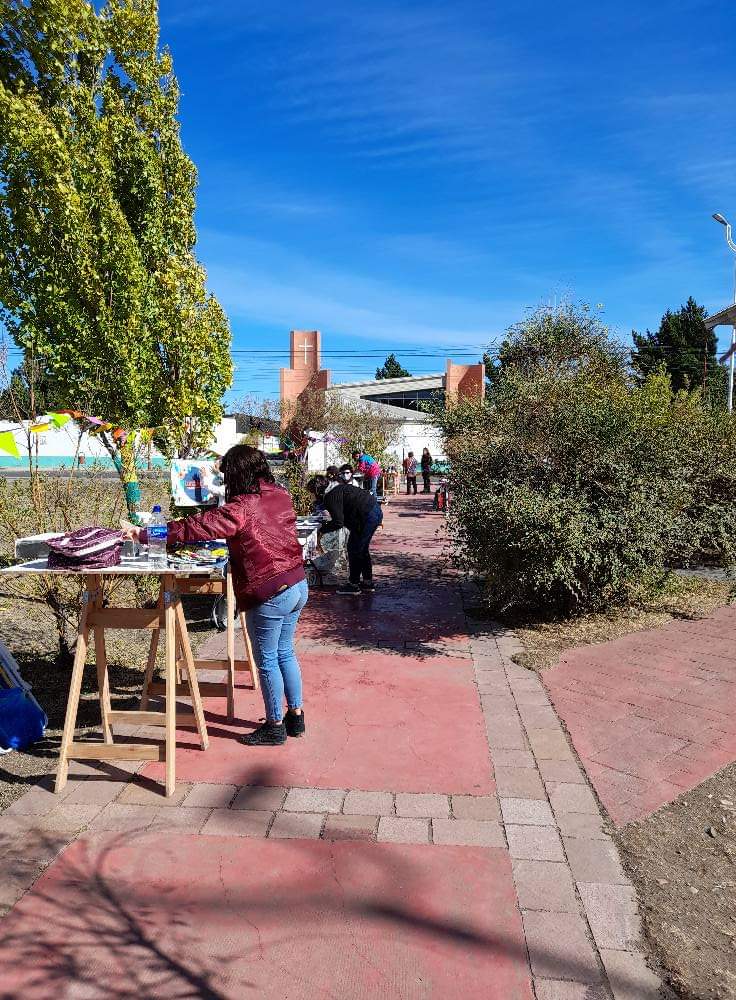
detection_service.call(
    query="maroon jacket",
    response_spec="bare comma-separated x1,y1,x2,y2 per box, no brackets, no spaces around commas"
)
157,481,305,609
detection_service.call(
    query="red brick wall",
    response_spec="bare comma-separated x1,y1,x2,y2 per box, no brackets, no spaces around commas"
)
445,361,485,400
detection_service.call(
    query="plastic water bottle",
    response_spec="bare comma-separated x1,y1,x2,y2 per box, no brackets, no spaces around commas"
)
148,505,168,569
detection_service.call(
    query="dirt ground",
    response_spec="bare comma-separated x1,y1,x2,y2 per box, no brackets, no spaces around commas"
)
506,574,736,1000
619,765,736,1000
0,592,217,812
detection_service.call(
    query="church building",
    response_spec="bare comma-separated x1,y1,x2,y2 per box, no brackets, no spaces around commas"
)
280,329,485,464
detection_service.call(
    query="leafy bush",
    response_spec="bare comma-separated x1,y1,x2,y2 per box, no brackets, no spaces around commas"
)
278,458,313,517
438,304,736,616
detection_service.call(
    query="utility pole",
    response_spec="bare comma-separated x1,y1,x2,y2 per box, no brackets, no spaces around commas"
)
712,213,736,411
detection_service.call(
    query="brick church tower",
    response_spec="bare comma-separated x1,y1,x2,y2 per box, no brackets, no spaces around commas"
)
279,330,331,424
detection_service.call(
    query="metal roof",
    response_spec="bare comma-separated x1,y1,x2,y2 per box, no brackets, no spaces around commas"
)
704,303,736,330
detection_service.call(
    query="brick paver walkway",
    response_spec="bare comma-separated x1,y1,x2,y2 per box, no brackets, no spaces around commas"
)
0,494,662,999
545,608,736,826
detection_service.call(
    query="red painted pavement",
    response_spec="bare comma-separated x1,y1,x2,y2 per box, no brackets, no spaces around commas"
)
545,605,736,825
142,493,492,794
0,832,532,1000
143,647,493,794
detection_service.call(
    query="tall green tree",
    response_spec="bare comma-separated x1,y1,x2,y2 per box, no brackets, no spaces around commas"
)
0,0,232,513
631,297,725,400
375,353,411,379
484,302,628,394
0,354,56,421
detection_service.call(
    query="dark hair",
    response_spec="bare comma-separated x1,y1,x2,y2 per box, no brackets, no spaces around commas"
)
407,451,414,457
306,474,328,499
351,450,360,459
220,444,274,502
339,463,353,475
325,465,340,480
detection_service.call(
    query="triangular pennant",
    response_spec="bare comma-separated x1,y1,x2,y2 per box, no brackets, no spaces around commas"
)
0,431,20,458
50,413,71,428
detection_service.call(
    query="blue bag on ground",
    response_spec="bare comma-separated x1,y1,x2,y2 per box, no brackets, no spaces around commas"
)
0,688,47,750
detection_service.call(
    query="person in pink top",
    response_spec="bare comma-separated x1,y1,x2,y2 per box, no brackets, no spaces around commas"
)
352,450,381,496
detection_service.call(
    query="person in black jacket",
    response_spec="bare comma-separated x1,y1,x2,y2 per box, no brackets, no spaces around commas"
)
420,447,433,493
307,475,383,595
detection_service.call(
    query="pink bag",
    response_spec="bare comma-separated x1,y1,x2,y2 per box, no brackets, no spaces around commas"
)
47,527,123,570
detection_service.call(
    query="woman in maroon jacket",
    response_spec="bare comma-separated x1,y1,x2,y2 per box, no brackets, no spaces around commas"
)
131,445,308,746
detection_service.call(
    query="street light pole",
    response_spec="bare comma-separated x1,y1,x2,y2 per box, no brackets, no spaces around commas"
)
712,213,736,412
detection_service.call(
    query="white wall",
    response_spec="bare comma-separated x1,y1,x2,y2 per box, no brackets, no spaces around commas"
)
211,417,239,455
304,423,445,472
305,431,341,472
0,420,111,463
394,423,444,462
0,416,242,467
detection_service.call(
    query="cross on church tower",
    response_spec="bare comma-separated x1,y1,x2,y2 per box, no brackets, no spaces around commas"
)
297,337,312,366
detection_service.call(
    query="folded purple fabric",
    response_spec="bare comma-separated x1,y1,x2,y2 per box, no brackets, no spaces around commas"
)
47,527,123,570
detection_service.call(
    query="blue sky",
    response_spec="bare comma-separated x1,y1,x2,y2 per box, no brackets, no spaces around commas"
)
160,0,736,402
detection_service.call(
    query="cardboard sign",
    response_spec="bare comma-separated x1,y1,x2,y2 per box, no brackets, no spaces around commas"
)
170,460,220,507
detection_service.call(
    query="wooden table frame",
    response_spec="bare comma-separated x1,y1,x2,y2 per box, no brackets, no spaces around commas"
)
56,572,209,797
140,571,259,722
3,557,262,798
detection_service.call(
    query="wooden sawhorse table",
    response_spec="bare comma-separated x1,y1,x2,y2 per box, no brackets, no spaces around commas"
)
141,570,259,722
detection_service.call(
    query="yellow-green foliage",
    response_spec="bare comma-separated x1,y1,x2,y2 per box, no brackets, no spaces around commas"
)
0,1,232,463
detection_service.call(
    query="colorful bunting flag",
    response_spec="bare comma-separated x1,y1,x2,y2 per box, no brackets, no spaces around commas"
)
30,422,50,433
0,431,19,459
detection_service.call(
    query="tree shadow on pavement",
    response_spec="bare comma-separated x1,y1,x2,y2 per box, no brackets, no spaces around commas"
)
0,797,630,1000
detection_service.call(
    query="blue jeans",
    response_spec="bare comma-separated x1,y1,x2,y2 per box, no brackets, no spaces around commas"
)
347,506,383,585
363,474,379,496
245,580,308,722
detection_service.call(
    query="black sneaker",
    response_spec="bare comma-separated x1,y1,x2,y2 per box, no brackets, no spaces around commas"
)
239,721,286,746
285,709,305,738
360,581,376,592
336,584,361,595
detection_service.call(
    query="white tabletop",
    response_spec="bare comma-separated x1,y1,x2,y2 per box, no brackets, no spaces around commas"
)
0,555,224,577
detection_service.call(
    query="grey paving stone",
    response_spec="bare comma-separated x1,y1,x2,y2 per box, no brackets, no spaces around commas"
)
377,817,430,844
322,815,377,841
578,883,642,951
231,786,288,811
506,824,565,862
283,788,345,814
549,783,600,816
599,948,661,1000
494,766,546,799
432,818,505,847
450,795,501,821
501,798,555,826
269,812,325,839
564,838,630,885
395,793,449,818
201,809,273,838
181,784,238,808
513,860,579,913
343,791,394,815
522,910,602,984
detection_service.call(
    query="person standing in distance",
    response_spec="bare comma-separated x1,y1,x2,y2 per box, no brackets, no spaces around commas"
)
403,452,418,494
352,450,382,496
420,447,433,493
